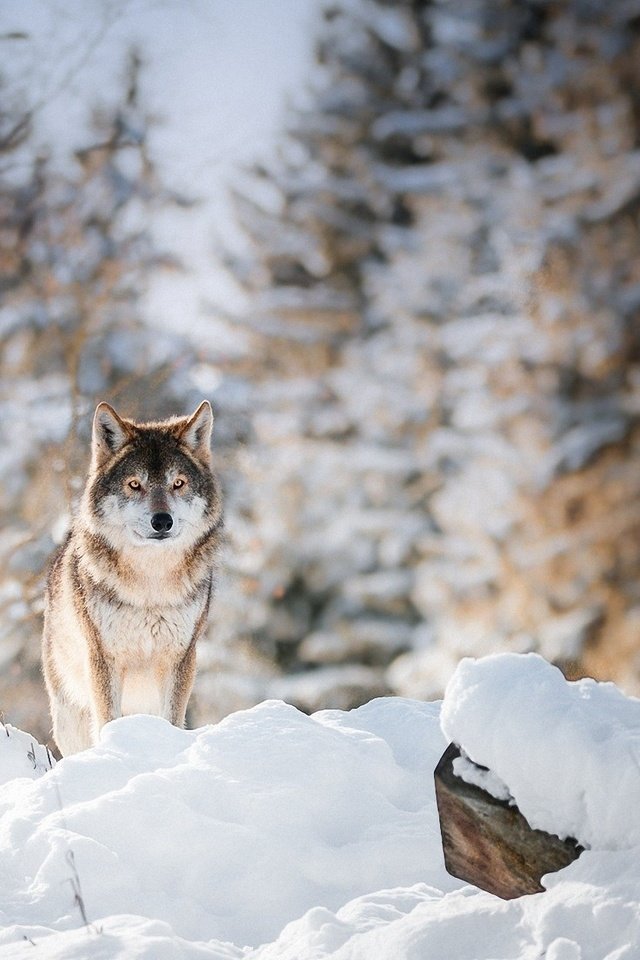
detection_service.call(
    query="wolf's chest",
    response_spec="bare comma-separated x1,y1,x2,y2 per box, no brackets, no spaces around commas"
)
88,596,201,660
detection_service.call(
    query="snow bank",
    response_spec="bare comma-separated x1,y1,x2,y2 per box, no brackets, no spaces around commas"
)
0,698,452,955
441,652,640,850
3,678,640,958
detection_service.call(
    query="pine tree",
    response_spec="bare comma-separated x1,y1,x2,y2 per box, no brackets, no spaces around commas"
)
220,0,640,710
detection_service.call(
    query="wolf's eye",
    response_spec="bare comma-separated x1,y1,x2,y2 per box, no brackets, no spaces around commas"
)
173,477,186,490
128,479,142,491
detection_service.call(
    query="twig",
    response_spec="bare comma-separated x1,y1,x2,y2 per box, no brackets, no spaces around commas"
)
51,775,100,935
65,850,91,929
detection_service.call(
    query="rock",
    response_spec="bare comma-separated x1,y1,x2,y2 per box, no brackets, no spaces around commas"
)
434,743,582,900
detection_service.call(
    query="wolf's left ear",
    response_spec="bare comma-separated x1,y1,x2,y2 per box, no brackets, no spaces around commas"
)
92,402,135,469
178,400,214,462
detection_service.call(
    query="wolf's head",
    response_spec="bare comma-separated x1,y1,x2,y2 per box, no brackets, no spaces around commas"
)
82,401,220,551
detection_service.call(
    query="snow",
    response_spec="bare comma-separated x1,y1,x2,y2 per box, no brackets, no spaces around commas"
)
1,667,640,957
451,752,512,803
0,698,455,956
441,652,640,850
0,722,55,785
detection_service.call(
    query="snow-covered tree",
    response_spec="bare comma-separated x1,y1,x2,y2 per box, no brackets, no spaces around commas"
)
219,0,640,709
0,53,195,740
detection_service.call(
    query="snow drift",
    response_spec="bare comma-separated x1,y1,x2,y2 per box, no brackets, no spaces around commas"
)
1,655,640,958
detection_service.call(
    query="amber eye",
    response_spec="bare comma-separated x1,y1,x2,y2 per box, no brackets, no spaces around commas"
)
128,479,142,491
173,477,186,490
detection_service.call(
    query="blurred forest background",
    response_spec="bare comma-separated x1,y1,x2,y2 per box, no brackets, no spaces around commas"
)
2,0,640,746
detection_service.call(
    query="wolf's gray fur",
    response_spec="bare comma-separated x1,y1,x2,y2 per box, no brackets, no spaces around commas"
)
42,401,223,755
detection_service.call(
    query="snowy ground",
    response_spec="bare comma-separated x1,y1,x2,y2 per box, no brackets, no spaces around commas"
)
1,654,640,958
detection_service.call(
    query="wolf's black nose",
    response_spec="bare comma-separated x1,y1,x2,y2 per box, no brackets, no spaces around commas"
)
151,512,173,533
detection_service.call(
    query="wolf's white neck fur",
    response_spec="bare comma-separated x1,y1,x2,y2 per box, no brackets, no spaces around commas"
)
76,520,206,609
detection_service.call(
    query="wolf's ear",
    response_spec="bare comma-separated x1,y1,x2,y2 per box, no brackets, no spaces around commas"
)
178,400,213,462
92,402,134,469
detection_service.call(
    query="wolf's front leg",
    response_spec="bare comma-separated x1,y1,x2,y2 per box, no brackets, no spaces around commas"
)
51,696,92,756
87,647,121,744
167,642,197,727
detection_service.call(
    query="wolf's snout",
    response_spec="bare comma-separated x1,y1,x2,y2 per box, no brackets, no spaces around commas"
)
151,512,173,533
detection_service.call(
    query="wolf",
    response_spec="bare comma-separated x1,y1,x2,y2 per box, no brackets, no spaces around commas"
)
42,400,223,756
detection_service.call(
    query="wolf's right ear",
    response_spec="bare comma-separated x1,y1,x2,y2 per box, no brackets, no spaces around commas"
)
177,400,214,464
91,402,134,469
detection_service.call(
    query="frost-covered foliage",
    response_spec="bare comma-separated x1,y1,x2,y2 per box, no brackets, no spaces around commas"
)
3,1,640,740
217,0,640,710
0,54,196,740
4,667,640,957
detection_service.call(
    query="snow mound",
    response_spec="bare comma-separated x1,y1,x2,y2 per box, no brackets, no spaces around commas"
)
441,652,640,850
0,698,451,954
2,679,640,958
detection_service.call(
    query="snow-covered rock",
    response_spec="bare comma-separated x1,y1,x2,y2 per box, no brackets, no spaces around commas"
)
441,652,640,851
